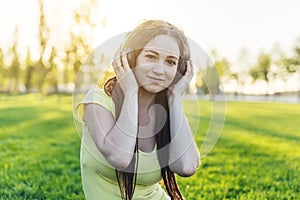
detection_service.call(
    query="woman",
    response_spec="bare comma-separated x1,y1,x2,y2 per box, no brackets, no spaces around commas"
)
76,19,200,200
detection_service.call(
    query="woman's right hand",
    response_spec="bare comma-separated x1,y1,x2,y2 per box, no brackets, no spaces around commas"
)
112,49,138,96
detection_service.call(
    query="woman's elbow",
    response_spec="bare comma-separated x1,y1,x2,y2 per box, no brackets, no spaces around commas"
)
177,165,198,177
172,157,200,177
107,153,133,170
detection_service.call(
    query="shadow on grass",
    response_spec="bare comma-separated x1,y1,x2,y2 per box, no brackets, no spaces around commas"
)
0,96,84,199
225,116,300,142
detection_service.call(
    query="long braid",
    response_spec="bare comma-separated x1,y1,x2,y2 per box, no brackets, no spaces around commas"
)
108,79,139,200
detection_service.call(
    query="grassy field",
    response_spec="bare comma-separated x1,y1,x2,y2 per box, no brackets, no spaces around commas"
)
0,94,299,199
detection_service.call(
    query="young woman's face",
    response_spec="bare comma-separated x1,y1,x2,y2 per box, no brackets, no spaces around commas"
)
134,35,180,94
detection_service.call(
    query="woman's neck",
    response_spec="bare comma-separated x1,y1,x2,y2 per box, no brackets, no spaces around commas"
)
137,88,157,144
138,88,156,112
138,88,156,127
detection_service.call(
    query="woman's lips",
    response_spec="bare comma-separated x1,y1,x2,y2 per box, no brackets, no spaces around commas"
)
147,76,164,83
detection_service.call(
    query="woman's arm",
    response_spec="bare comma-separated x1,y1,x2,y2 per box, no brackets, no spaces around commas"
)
84,91,138,170
84,51,139,170
167,60,200,177
168,96,200,177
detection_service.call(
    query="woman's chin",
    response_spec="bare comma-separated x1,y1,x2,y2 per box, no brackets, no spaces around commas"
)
141,84,167,94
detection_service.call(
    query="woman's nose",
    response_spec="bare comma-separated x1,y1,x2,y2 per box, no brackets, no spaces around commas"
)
152,65,164,75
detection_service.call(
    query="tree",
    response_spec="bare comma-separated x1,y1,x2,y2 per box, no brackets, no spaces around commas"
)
294,37,300,97
215,58,231,77
205,65,220,96
209,49,232,94
286,37,300,72
200,52,221,96
61,0,99,92
8,38,21,94
24,49,35,93
284,37,300,97
30,0,51,93
45,47,59,93
194,49,233,96
269,43,291,81
0,48,6,92
250,52,272,82
0,0,103,95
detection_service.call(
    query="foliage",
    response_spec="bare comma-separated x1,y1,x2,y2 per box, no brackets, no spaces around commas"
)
215,58,231,77
195,51,222,95
0,0,99,95
283,37,300,73
1,1,300,95
0,94,299,199
249,53,272,82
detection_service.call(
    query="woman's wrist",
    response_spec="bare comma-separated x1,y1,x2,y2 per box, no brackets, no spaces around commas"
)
168,93,183,105
123,90,138,99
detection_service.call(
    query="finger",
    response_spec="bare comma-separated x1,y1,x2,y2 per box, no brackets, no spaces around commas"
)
112,59,124,79
112,50,121,65
112,60,122,75
112,50,122,68
112,59,122,70
114,48,121,60
112,50,121,68
121,50,131,71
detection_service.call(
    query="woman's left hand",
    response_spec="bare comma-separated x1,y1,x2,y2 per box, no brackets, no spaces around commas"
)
167,60,194,98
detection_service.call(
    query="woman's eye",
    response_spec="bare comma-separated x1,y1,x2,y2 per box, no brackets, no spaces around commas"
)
145,54,156,60
167,60,177,66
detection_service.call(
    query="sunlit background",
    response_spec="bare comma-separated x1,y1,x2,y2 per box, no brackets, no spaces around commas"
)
1,1,300,199
0,0,299,99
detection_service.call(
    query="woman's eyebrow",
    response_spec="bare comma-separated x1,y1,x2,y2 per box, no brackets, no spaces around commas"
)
167,55,179,60
144,49,159,55
144,49,179,60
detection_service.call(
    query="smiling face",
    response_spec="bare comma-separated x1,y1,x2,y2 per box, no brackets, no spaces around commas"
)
133,35,180,94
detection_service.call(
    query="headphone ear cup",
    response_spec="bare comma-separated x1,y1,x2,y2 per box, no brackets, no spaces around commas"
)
178,59,187,74
172,59,186,84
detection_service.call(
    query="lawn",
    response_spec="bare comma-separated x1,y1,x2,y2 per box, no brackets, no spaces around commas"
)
0,94,299,199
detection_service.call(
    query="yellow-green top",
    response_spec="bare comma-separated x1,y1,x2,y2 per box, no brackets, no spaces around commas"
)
75,88,170,200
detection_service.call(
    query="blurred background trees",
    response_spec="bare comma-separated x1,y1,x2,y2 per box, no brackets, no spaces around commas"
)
0,0,299,96
0,0,99,95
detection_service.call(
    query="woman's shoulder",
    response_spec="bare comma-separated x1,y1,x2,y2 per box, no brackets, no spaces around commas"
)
86,87,111,98
83,87,112,103
81,87,115,117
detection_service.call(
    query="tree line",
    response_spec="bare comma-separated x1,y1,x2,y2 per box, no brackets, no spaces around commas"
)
0,0,299,95
0,0,96,95
195,40,300,96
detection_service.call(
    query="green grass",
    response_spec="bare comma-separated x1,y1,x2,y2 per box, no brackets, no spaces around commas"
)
0,94,83,199
180,100,300,200
0,94,299,199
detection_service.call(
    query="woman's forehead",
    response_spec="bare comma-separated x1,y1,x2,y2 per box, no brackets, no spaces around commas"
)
143,35,180,56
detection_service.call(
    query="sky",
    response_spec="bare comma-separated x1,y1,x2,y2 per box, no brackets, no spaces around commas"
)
97,0,300,62
0,0,300,63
